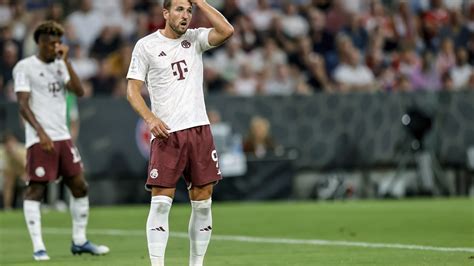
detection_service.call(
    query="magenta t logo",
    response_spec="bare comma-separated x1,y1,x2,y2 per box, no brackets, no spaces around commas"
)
171,60,188,80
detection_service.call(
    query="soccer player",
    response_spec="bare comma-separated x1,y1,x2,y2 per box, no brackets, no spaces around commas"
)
126,0,233,265
12,21,109,261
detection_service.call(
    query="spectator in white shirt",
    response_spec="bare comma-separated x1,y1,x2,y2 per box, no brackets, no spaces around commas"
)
450,47,473,90
333,47,376,92
67,0,104,51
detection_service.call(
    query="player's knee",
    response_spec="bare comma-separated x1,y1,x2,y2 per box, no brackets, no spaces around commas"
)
151,196,173,214
24,184,46,201
155,201,172,214
189,184,213,201
191,197,212,210
71,181,88,198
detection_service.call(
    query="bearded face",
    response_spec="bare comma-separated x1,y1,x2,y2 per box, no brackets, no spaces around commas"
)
164,0,193,36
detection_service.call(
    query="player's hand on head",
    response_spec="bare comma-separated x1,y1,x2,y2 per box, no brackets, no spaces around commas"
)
38,131,55,153
147,117,170,139
55,43,69,60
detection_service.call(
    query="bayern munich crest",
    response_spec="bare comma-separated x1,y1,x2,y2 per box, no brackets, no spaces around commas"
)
135,118,151,159
150,169,159,179
35,166,45,177
181,40,191,48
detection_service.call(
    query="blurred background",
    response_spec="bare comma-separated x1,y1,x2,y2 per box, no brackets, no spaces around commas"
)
1,0,474,208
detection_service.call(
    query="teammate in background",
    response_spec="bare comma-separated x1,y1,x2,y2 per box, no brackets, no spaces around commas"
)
126,1,233,265
12,21,109,261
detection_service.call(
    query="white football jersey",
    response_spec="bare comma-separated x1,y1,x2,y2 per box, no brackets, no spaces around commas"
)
13,56,71,148
127,28,215,135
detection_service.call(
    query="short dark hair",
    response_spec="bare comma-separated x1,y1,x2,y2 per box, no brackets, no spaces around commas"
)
163,0,172,10
163,0,191,10
33,20,64,44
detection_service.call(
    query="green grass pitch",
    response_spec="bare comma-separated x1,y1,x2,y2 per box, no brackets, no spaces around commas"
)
1,198,473,265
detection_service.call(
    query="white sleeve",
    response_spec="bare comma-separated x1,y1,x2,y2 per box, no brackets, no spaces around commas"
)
196,27,215,53
13,63,31,92
127,41,149,81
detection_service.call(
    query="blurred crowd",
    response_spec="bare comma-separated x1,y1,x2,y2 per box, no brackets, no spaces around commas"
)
1,0,474,100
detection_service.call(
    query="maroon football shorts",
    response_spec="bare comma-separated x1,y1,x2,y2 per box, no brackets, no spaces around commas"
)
26,139,83,182
146,125,222,189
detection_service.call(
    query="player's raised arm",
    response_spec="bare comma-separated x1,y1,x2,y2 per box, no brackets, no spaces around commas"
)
191,0,234,47
57,43,84,97
17,92,54,153
126,79,170,139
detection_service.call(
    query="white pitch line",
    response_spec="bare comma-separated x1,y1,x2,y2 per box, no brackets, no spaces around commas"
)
2,227,473,253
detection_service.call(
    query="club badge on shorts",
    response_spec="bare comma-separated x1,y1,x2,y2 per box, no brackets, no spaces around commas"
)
35,166,46,177
150,169,159,179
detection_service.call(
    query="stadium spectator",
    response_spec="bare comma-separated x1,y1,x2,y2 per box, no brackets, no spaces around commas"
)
306,52,333,92
45,1,64,22
1,132,26,210
88,60,118,96
326,0,349,34
99,0,139,41
221,0,244,24
89,26,122,60
9,0,31,42
421,0,449,51
333,47,376,92
410,50,441,90
395,45,421,75
307,7,335,56
288,36,314,72
450,47,473,90
435,38,456,75
125,1,233,266
439,9,470,48
203,66,229,94
249,0,277,33
233,63,258,96
147,3,165,33
395,74,413,92
343,13,368,52
363,0,398,51
0,0,12,27
105,42,134,79
243,115,277,158
0,40,20,100
69,43,99,81
0,0,472,98
441,72,455,90
249,37,287,74
211,38,247,81
132,12,151,41
233,14,258,52
310,0,332,12
279,1,309,39
264,63,295,95
66,0,104,50
0,24,23,59
392,0,420,49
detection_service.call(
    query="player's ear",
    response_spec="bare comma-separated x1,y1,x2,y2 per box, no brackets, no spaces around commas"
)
163,8,169,20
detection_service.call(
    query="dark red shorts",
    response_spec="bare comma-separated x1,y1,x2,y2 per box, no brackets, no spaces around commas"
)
146,125,222,189
26,139,83,182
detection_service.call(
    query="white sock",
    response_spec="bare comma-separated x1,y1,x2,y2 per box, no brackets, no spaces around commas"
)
24,200,46,252
188,198,212,266
147,195,173,266
70,196,89,246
